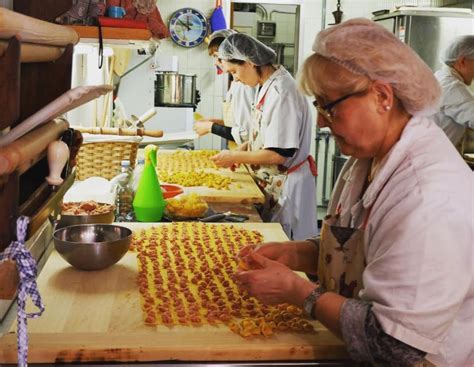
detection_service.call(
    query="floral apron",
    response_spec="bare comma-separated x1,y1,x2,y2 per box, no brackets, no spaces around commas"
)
317,164,395,298
246,84,317,221
316,203,369,299
318,178,434,367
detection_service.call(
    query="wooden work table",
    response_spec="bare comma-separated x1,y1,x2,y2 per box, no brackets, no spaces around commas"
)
207,202,262,222
155,150,266,205
0,223,348,365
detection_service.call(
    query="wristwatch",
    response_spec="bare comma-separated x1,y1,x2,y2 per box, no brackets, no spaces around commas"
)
303,283,325,320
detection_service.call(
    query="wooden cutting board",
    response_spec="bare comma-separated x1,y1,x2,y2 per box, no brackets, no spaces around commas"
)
0,223,347,364
156,150,265,204
180,167,265,205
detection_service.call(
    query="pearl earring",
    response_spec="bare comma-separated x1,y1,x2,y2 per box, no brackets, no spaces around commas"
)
384,105,390,111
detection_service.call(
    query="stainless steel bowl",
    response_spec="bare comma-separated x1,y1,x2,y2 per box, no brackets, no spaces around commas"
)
57,207,115,229
53,224,132,271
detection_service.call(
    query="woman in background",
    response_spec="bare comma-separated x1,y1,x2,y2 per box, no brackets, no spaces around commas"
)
432,35,474,149
194,29,256,147
211,33,318,240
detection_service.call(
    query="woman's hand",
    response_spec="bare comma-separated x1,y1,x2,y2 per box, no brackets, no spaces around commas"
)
233,251,307,305
239,240,318,273
239,242,297,269
210,150,236,168
194,120,213,136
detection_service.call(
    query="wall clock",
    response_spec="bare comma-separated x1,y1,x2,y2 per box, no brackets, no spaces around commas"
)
169,8,209,48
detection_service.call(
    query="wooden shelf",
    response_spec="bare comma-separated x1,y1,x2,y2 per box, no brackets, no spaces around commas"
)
70,25,151,41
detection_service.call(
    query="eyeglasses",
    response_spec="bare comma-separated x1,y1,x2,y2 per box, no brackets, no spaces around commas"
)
313,90,367,123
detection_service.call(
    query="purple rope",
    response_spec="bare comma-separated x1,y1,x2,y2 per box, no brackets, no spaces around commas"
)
0,216,44,367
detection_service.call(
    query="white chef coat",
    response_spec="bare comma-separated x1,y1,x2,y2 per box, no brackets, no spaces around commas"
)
225,81,256,144
432,65,474,146
329,115,473,366
255,66,318,240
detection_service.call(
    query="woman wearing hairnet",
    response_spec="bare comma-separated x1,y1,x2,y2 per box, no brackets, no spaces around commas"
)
194,29,256,146
234,19,472,366
211,33,318,241
432,35,474,148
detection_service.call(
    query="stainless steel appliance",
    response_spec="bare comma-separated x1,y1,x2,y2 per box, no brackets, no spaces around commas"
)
154,72,199,108
372,7,474,72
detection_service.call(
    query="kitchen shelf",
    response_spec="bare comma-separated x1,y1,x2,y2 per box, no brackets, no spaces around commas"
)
70,25,152,42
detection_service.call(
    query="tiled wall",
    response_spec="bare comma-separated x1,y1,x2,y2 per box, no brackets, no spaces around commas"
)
156,0,229,150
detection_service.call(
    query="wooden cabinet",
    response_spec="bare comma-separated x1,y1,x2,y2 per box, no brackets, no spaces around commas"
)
0,1,77,299
72,25,152,41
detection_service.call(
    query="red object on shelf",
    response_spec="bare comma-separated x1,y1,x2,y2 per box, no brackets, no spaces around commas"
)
98,16,148,29
161,184,183,199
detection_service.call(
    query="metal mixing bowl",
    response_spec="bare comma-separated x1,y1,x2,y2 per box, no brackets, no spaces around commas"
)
53,224,132,271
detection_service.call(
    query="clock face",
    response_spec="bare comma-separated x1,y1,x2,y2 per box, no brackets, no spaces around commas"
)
169,8,208,48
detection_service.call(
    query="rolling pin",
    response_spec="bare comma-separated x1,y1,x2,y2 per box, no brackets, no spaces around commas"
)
0,85,113,148
0,119,69,176
75,126,164,138
0,40,64,63
0,8,79,46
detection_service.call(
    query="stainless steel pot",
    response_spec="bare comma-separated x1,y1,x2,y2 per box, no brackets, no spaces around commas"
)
155,72,197,106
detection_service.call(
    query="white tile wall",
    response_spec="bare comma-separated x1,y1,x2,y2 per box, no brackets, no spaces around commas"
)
156,0,228,150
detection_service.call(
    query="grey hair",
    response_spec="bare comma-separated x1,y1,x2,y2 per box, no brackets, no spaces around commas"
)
442,35,474,67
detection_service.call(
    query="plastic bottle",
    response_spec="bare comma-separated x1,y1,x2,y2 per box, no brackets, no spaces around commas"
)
133,146,166,222
115,160,134,221
132,158,145,192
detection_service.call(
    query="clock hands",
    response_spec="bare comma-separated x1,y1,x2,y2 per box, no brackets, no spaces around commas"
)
177,18,191,31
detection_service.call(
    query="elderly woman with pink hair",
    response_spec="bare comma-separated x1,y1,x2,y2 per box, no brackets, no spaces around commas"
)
234,19,473,366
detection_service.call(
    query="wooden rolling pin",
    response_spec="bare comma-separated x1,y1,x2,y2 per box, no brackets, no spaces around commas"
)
0,40,64,63
75,126,164,138
0,8,79,46
0,119,68,176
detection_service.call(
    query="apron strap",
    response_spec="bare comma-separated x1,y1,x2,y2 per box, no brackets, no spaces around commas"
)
255,79,276,110
287,155,318,176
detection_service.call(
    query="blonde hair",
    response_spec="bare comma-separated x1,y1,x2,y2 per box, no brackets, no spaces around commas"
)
300,53,370,98
300,18,440,116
